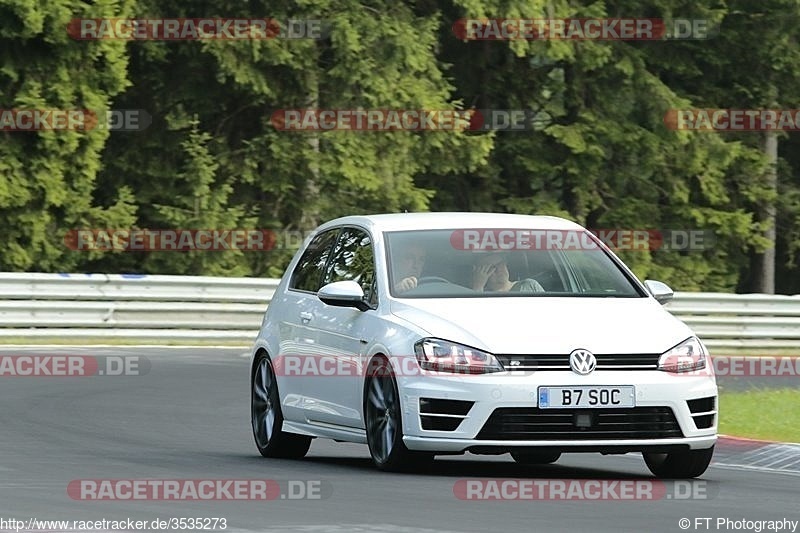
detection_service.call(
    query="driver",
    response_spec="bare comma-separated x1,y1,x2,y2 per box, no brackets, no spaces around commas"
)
392,243,426,293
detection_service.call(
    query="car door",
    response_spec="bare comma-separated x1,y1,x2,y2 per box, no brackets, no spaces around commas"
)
280,228,340,422
302,226,379,429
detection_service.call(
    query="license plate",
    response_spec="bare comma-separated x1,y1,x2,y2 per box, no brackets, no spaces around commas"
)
538,386,635,408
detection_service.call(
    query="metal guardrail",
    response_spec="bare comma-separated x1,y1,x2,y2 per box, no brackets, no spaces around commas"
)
665,292,800,350
0,273,275,343
0,273,798,350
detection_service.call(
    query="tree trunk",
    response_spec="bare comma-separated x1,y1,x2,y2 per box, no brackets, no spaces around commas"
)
754,129,778,294
299,45,321,232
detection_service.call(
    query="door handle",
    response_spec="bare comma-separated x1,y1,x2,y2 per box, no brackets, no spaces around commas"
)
299,312,313,323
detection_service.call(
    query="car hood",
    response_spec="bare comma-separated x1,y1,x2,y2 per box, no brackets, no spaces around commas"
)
389,297,693,355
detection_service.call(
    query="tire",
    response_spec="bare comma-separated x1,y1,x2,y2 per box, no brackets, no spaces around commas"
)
251,353,312,459
643,446,714,478
364,356,433,472
511,451,561,465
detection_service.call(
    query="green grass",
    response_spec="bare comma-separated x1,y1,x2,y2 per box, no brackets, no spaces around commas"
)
719,388,800,442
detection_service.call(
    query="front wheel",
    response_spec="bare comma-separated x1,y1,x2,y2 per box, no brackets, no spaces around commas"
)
251,353,312,459
643,446,714,478
364,357,433,471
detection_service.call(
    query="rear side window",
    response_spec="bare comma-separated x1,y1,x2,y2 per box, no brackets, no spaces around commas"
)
289,229,340,293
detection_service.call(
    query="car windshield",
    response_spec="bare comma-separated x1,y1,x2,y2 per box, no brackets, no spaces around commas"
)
385,228,644,298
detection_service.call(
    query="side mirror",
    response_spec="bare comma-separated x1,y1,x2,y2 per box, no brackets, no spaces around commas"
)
644,280,674,305
318,280,370,311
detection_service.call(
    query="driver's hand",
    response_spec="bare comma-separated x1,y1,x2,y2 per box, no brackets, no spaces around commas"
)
395,276,418,293
471,264,494,290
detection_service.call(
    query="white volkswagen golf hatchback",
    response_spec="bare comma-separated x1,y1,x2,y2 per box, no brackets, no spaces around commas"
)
250,213,717,477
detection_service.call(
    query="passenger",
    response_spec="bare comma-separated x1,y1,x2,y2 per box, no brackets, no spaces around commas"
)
471,253,544,293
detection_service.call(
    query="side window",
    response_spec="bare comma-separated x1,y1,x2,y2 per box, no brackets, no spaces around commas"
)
289,229,340,293
559,249,638,295
523,250,565,291
324,228,377,306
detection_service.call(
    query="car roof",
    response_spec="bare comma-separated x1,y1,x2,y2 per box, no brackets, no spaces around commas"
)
316,212,585,233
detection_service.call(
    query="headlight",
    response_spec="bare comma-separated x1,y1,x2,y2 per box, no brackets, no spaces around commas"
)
414,338,503,374
658,337,707,373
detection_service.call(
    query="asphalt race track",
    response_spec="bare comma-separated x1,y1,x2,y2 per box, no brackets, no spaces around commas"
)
1,347,798,533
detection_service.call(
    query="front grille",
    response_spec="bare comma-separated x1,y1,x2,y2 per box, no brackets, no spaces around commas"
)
496,354,660,371
419,398,473,431
687,396,716,429
420,416,464,431
420,398,473,416
476,407,683,440
687,396,716,414
692,414,714,429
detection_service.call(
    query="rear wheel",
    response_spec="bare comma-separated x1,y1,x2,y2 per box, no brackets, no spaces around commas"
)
364,356,433,471
511,451,561,465
251,353,312,459
643,446,714,478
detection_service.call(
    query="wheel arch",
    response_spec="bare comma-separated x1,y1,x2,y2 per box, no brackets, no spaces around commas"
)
251,348,269,379
362,352,389,418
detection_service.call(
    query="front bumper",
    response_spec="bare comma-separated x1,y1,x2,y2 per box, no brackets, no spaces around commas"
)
398,369,717,453
404,435,717,453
